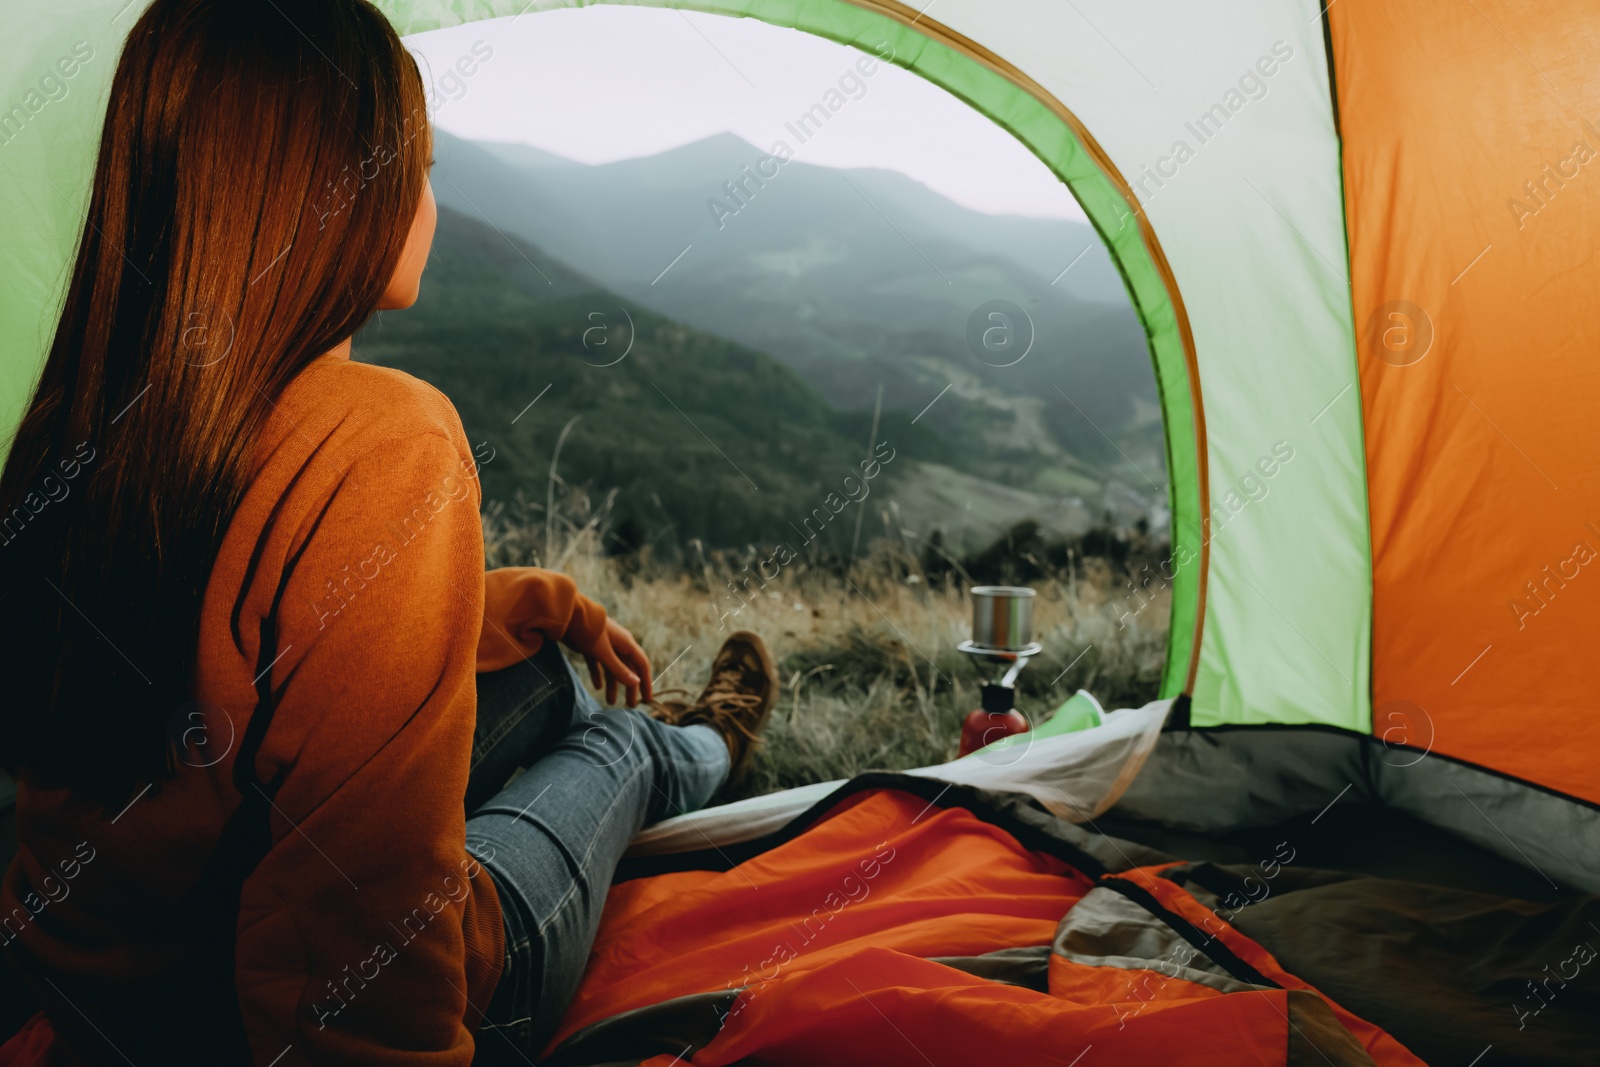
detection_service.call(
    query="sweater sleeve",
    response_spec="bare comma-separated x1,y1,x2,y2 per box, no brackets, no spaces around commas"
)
475,567,609,673
233,430,504,1067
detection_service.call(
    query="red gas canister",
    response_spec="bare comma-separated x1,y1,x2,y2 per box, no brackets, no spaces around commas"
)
958,685,1030,757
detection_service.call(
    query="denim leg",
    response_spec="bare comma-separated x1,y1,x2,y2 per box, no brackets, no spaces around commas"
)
466,686,728,1063
466,640,575,816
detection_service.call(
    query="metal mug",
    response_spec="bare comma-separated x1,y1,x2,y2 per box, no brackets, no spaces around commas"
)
969,585,1036,652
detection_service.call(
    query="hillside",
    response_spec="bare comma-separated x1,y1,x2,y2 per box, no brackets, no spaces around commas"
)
429,131,1168,513
355,206,1112,555
355,205,875,552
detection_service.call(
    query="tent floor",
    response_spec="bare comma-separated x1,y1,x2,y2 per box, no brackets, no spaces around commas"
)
1094,800,1570,901
0,789,1579,1046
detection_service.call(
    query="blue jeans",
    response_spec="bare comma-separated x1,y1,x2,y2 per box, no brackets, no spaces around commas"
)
465,640,728,1063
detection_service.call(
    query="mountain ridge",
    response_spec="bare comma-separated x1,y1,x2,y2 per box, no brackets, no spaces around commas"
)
355,204,1108,553
428,129,1167,505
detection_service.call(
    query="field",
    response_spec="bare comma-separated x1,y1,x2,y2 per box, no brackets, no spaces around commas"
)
483,490,1172,802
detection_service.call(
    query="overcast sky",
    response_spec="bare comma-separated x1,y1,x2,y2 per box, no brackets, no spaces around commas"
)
405,6,1086,222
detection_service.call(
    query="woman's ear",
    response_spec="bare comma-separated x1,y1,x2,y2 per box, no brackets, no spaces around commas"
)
377,178,437,311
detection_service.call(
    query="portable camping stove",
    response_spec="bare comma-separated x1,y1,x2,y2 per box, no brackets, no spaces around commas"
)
957,585,1041,717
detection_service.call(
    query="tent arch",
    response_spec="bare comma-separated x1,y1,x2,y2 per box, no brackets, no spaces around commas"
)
1,1,1373,730
383,0,1211,698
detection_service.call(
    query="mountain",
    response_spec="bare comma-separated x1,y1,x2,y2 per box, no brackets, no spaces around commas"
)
354,206,1117,556
428,131,1168,513
446,131,1132,304
354,205,872,553
477,141,586,172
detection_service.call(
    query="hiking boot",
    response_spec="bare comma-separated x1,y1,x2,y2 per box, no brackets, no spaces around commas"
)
647,631,776,792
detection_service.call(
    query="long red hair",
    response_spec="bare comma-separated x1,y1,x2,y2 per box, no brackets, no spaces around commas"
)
0,0,432,802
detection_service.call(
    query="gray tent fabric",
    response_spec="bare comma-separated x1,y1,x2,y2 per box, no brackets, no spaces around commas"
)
1161,861,1600,1067
1114,727,1600,892
1113,727,1369,831
1369,750,1600,896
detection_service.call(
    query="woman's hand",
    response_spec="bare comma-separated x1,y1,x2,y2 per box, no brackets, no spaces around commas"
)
583,619,654,708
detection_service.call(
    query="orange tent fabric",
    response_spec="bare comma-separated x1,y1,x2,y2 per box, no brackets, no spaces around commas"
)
1334,0,1600,803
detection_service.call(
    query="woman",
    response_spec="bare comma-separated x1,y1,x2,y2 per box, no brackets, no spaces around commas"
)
0,1,775,1062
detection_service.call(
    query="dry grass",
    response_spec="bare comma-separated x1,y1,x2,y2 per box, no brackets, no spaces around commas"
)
483,491,1169,801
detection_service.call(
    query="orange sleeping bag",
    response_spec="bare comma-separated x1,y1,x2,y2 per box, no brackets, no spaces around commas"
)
548,783,1422,1066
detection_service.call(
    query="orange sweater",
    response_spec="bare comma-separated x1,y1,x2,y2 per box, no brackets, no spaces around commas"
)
0,353,608,1064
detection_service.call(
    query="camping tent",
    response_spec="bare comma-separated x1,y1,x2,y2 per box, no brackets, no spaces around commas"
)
2,1,1599,1063
5,0,1596,884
